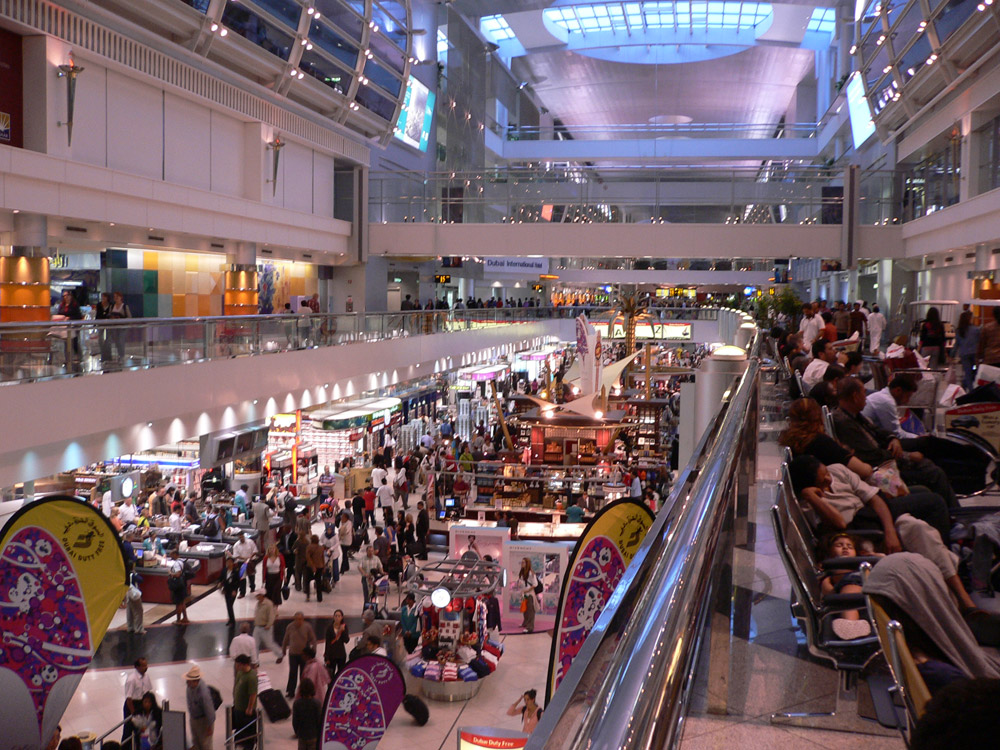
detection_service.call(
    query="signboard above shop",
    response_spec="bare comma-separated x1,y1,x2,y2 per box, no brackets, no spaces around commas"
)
483,257,550,275
591,321,692,341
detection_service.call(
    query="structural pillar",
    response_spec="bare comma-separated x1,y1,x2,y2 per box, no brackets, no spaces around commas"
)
224,242,258,315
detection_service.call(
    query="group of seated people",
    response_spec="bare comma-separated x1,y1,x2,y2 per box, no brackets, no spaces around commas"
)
778,373,1000,697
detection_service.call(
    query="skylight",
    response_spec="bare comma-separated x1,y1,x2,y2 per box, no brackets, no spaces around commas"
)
481,14,516,42
806,7,837,34
543,2,774,36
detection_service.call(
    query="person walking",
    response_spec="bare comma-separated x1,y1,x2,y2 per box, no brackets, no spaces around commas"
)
232,532,258,596
358,545,384,606
252,592,282,660
232,654,258,750
304,535,325,603
415,501,429,560
292,529,310,594
230,622,259,677
125,570,145,635
956,310,981,391
338,513,353,574
261,544,285,606
323,609,349,679
299,644,330,702
252,497,273,552
281,611,317,699
221,556,241,626
166,550,190,625
184,665,215,750
292,678,322,750
867,304,887,354
517,558,539,633
376,478,395,527
109,291,131,363
122,657,152,749
321,522,341,590
506,689,543,734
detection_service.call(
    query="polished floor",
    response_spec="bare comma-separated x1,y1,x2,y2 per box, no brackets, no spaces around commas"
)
61,520,546,750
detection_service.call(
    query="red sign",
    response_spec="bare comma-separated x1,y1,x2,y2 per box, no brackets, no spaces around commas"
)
348,431,364,442
459,730,528,749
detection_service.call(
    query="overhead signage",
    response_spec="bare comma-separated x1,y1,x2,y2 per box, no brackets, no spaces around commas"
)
434,274,452,284
845,71,876,149
484,257,550,275
394,76,435,152
591,321,693,341
458,727,528,750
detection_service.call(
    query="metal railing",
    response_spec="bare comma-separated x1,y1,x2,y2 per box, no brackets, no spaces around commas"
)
528,332,761,750
0,305,735,385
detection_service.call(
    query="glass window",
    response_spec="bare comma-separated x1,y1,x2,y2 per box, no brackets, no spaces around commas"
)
864,42,890,87
372,0,407,35
858,0,884,38
889,0,923,44
309,18,359,68
859,25,884,66
315,0,365,39
895,31,932,77
175,0,210,12
977,115,1000,195
370,31,406,74
245,0,302,30
364,59,402,97
221,3,295,60
356,86,397,121
299,48,352,94
933,0,977,44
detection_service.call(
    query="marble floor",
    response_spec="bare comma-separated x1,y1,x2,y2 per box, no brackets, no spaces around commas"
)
61,523,544,750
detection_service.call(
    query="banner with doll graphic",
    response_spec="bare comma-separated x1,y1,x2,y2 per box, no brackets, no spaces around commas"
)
0,496,129,750
546,498,655,703
322,655,406,750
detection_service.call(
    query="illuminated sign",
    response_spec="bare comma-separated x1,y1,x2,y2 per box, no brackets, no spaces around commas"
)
458,728,528,750
269,412,300,435
845,72,876,149
435,274,452,284
592,321,693,340
394,76,435,152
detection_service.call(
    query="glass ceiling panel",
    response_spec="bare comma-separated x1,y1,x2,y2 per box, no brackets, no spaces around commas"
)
543,1,773,35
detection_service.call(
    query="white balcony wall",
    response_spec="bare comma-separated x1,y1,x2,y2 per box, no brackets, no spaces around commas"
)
0,321,568,488
17,35,345,233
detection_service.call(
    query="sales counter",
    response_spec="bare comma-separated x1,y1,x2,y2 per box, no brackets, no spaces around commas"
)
463,506,591,527
448,518,587,542
178,541,229,584
133,565,193,604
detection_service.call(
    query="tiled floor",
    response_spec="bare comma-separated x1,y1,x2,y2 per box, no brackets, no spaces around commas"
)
61,521,544,750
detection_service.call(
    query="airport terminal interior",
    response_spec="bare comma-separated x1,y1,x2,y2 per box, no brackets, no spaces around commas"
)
2,0,1000,749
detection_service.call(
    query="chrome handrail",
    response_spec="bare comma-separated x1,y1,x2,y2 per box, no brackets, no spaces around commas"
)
528,332,761,750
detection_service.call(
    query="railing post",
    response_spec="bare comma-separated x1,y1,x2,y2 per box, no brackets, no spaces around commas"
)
225,705,233,750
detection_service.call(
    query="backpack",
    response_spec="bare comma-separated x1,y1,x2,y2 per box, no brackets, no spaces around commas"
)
208,684,223,711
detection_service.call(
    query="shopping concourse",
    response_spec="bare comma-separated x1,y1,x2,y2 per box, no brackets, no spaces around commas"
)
3,1,1000,749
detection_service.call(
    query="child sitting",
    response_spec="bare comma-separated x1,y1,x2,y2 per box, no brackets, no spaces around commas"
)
819,532,878,640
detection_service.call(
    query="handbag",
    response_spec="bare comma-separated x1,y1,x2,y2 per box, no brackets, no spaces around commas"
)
869,460,909,498
520,597,528,613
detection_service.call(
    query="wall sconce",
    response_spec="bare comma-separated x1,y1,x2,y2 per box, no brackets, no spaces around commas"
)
56,56,85,146
266,136,284,196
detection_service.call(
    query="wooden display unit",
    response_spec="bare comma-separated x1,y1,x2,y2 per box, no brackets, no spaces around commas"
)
0,256,51,353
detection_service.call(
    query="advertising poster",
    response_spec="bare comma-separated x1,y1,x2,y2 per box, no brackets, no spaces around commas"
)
945,402,1000,453
322,655,405,750
502,541,572,632
546,499,655,702
458,726,529,749
449,525,510,563
0,496,128,750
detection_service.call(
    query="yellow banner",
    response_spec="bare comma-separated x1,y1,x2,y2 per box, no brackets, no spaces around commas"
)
0,497,128,749
546,499,655,703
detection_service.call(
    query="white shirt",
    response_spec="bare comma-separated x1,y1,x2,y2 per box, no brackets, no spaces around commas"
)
167,559,183,575
229,633,259,664
862,387,917,439
233,539,257,561
119,502,137,524
102,491,113,518
371,467,388,488
124,669,152,701
868,312,886,343
376,484,395,508
323,531,341,560
630,476,641,498
799,315,822,350
420,434,433,449
802,358,830,390
168,512,183,532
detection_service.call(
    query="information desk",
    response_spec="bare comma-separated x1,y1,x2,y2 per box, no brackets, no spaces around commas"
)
133,565,193,604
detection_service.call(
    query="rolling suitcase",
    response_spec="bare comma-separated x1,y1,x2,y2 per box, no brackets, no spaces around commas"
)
257,670,290,722
402,693,429,726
